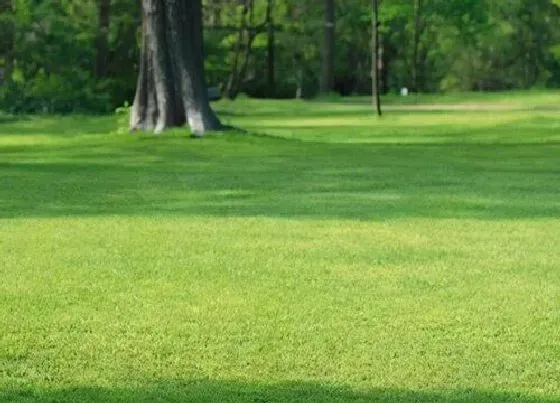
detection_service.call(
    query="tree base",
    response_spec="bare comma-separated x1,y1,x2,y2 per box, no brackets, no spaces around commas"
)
130,0,222,136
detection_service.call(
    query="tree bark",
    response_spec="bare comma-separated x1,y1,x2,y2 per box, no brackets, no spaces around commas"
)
294,52,303,99
266,0,275,97
372,0,382,116
320,0,335,94
225,0,250,99
130,0,222,135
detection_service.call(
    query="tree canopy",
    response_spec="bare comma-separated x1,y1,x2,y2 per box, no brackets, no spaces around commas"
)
0,0,559,114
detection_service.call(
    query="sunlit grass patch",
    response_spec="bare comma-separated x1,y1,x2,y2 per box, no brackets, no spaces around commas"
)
1,91,559,402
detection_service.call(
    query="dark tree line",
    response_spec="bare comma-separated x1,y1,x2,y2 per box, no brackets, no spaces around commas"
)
0,0,559,117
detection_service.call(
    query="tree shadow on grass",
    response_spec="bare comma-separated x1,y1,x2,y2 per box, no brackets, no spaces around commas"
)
0,115,116,136
1,108,560,222
1,133,560,220
1,380,556,403
0,115,29,125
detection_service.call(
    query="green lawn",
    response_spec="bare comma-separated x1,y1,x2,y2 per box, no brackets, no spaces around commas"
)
1,92,559,402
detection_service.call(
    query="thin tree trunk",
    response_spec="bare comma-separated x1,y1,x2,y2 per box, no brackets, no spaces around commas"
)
209,0,221,27
266,0,275,97
294,52,303,99
295,67,303,99
320,0,335,94
226,0,250,99
237,33,255,95
372,0,382,116
412,0,424,92
226,0,268,99
95,0,111,79
237,0,256,98
130,0,221,135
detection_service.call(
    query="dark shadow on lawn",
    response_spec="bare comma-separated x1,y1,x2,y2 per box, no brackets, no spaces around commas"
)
1,133,559,220
0,115,116,136
1,380,556,403
0,115,29,124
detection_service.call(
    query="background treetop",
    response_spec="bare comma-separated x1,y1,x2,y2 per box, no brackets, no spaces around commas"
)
0,0,559,114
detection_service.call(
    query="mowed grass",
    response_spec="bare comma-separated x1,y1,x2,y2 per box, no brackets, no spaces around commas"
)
1,91,559,402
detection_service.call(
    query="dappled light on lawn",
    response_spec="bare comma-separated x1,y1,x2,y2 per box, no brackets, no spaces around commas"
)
1,93,559,402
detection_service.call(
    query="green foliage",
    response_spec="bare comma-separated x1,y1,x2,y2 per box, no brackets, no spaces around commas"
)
0,0,139,113
0,0,559,113
114,100,131,134
202,0,560,96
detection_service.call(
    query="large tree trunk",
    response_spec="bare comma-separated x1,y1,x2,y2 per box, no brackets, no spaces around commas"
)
130,0,222,135
319,0,335,94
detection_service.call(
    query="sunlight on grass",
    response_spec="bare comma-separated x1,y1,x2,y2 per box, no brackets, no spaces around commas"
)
244,111,526,128
1,92,559,402
217,97,560,145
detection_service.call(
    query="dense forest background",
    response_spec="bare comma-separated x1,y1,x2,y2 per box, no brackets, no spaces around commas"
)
0,0,559,114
